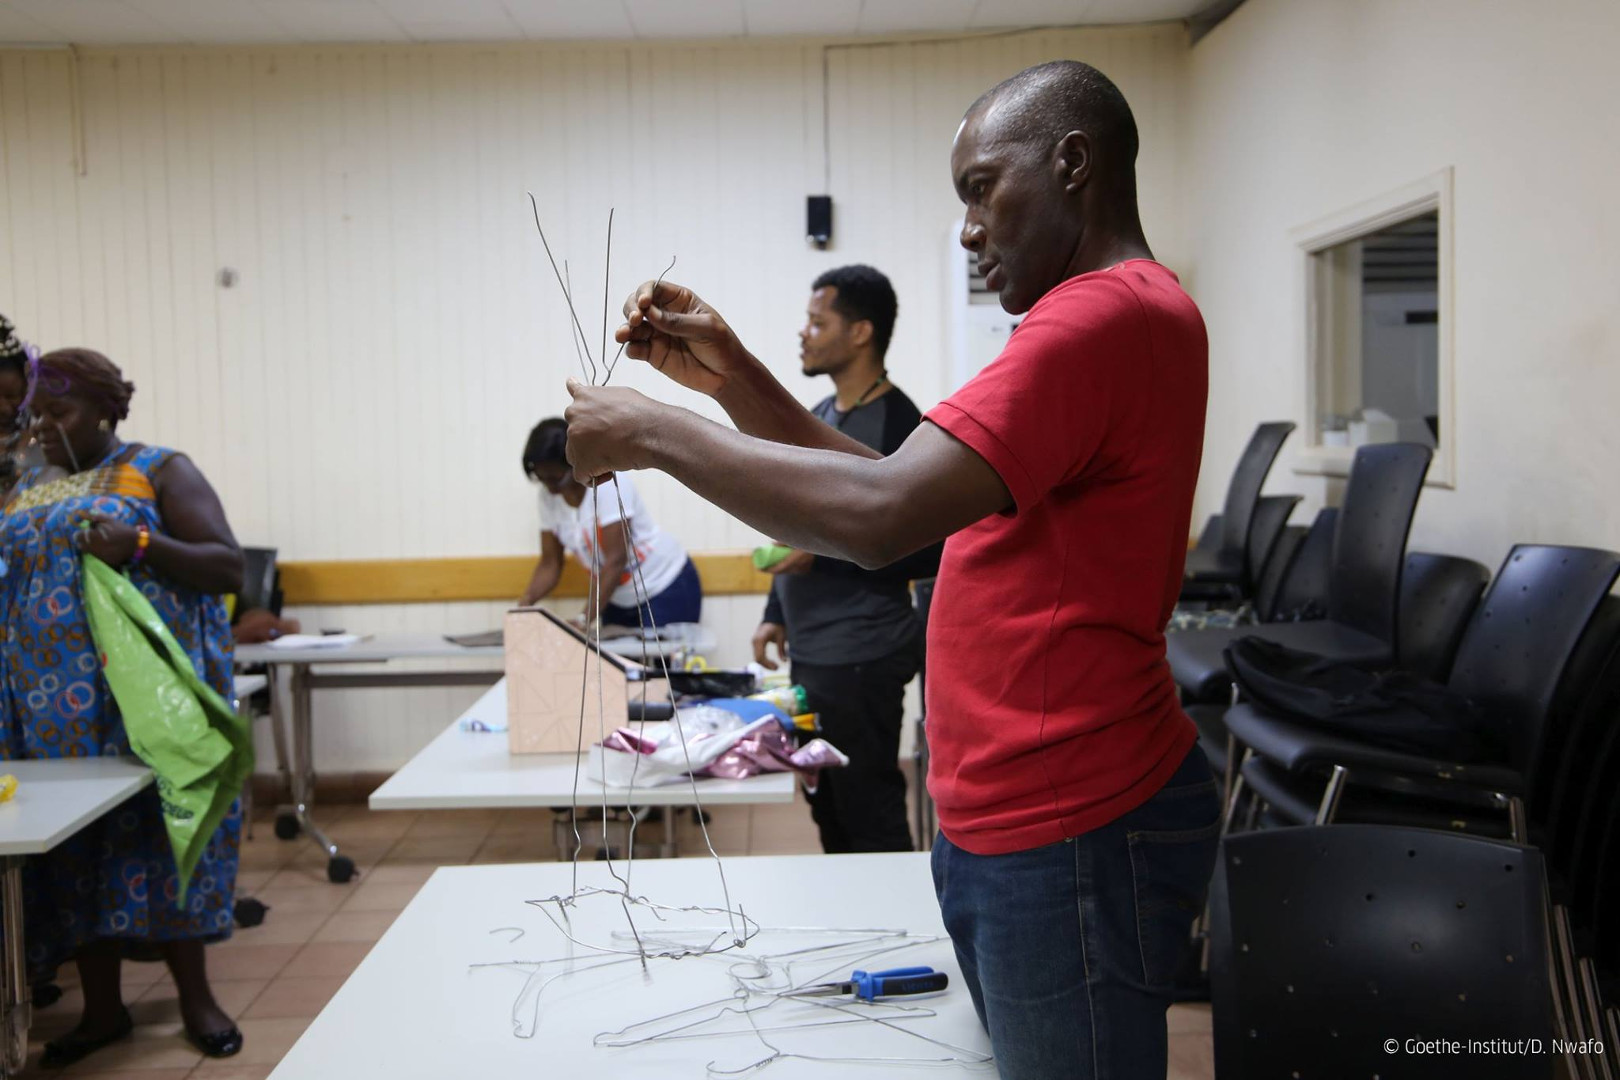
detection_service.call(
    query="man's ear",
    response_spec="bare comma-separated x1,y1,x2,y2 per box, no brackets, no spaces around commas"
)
1056,130,1092,195
850,319,875,350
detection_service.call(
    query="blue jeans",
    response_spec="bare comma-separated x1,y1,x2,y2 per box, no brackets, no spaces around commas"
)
603,557,702,629
931,745,1221,1080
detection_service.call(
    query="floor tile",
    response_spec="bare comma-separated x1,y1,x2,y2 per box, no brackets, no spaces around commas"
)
279,942,373,981
130,978,268,1028
241,976,347,1021
204,945,301,983
339,881,422,913
56,1022,202,1072
1168,1030,1215,1080
310,910,398,944
219,911,330,948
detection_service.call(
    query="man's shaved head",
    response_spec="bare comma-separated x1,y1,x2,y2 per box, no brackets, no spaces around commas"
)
967,60,1139,195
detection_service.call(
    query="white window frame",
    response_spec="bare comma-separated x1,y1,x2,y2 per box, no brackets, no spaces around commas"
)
1290,167,1455,488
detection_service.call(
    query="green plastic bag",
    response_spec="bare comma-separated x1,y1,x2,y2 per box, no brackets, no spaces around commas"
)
81,555,253,905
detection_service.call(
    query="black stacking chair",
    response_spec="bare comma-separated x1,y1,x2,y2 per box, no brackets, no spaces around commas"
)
1181,494,1302,610
240,546,281,615
1193,550,1484,793
1169,443,1432,702
1183,421,1295,595
1209,826,1553,1080
1226,545,1620,838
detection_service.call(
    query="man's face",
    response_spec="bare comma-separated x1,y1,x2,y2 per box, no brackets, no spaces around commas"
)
798,287,861,376
951,104,1075,315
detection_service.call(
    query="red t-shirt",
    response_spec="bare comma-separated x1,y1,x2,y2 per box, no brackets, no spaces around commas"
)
924,260,1208,856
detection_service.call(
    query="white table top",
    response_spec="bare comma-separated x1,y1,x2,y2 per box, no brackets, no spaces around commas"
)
271,853,995,1080
369,680,796,810
235,632,505,666
232,673,268,698
0,759,153,856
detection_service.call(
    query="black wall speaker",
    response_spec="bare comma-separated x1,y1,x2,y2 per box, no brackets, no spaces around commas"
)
807,195,832,248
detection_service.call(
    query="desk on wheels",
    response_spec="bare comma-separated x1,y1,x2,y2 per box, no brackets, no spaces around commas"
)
369,679,795,856
235,635,504,883
269,852,993,1079
0,760,153,1078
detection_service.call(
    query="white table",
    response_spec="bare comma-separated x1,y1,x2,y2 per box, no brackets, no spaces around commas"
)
0,760,153,1077
370,680,795,856
235,634,504,883
270,853,995,1080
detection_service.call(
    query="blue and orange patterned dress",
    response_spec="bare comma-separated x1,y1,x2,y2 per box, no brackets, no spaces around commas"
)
0,444,240,977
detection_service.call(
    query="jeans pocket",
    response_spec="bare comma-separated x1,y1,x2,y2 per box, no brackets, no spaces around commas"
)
1126,808,1221,991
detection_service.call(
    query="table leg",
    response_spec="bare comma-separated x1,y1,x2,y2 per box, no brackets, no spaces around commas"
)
1,855,31,1078
660,810,678,859
284,666,355,884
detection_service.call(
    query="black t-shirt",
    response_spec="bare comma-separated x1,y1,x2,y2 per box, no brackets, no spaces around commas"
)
762,384,941,666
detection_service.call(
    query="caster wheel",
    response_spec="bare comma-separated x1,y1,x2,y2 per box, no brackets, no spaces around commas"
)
273,813,300,841
234,897,270,928
327,856,357,884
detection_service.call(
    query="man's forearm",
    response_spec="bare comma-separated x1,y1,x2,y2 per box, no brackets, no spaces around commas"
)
716,355,881,460
641,406,899,568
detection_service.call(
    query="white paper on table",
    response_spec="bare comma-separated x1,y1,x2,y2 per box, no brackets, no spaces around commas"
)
266,634,362,650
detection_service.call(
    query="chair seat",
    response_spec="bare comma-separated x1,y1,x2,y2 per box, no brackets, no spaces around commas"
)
1166,620,1391,700
1183,546,1243,583
1223,702,1524,794
1240,756,1514,837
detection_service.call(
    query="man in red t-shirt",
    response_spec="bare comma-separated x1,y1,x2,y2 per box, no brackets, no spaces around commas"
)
565,60,1216,1080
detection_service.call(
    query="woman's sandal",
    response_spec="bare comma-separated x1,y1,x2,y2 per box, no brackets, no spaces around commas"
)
40,1009,134,1069
185,1024,245,1058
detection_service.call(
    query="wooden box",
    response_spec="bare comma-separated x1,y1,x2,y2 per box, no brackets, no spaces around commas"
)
504,608,666,755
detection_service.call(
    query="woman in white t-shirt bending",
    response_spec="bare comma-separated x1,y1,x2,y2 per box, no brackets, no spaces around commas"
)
519,417,702,627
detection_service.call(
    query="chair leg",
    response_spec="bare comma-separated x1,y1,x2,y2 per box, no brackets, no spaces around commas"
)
1577,958,1614,1080
1506,794,1528,844
1314,765,1349,825
1554,907,1599,1077
1548,906,1590,1080
1605,1007,1620,1071
1221,751,1252,835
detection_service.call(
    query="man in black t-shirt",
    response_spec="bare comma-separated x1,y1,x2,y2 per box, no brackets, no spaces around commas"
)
754,265,940,852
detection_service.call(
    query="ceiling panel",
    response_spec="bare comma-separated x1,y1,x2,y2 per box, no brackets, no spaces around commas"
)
742,0,861,38
857,0,977,36
1083,0,1209,23
967,0,1095,30
0,2,62,42
251,0,411,43
623,0,745,39
371,0,520,41
4,0,179,44
125,0,289,42
504,0,633,41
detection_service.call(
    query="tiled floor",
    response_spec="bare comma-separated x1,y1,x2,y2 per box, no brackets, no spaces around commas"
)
23,797,1215,1078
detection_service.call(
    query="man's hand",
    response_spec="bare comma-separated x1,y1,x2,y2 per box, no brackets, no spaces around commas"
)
563,379,665,483
752,621,788,670
614,281,748,396
764,549,814,576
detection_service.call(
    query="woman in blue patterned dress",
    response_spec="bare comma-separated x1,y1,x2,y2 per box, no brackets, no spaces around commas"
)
0,348,246,1067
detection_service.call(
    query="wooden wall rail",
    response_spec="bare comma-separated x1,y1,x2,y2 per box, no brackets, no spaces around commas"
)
278,551,770,606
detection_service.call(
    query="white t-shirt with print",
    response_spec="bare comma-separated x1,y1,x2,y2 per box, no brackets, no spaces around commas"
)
539,473,688,609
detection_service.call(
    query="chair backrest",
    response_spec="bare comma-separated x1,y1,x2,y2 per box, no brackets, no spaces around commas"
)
913,577,935,692
1253,526,1305,623
1447,545,1620,774
1192,513,1223,557
1210,825,1551,1080
1217,421,1296,563
240,547,280,615
1265,507,1338,622
1543,597,1620,887
1245,495,1301,590
1327,442,1432,647
1397,552,1490,682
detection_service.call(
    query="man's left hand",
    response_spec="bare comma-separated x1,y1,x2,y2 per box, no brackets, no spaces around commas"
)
564,379,663,483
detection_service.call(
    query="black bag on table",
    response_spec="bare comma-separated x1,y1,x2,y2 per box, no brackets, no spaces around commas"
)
1222,636,1500,763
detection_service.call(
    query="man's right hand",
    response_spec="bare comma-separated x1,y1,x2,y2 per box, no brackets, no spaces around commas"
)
615,281,748,396
751,621,788,670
